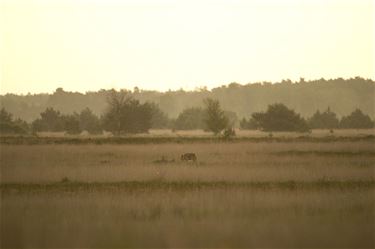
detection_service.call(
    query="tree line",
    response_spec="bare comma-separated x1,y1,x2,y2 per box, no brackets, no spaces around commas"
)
1,77,374,123
0,90,374,136
240,105,374,132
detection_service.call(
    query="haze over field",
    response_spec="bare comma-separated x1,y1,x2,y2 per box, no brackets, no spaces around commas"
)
1,0,374,94
1,78,375,123
1,1,375,248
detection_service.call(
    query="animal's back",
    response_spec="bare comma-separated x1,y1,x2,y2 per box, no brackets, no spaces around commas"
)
181,153,197,162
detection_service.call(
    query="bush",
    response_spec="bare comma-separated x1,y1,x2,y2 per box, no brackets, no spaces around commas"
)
78,108,102,134
0,108,29,134
63,114,81,135
174,107,206,130
308,107,339,129
0,122,28,134
32,108,64,132
251,103,309,132
340,109,374,129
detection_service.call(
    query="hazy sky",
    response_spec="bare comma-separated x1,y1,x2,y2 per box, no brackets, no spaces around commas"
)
1,0,374,94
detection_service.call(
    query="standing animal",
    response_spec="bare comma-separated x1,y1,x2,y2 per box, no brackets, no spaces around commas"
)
180,153,197,162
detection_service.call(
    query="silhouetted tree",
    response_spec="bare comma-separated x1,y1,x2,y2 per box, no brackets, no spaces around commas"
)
126,100,153,133
102,91,152,134
78,108,102,134
204,98,228,135
32,107,64,132
63,113,81,135
174,107,206,130
13,118,30,133
340,109,374,129
0,108,29,134
308,107,339,129
149,103,172,129
101,91,128,134
0,108,12,123
251,103,309,132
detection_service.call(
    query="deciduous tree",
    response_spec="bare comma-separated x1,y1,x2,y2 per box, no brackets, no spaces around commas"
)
203,98,228,135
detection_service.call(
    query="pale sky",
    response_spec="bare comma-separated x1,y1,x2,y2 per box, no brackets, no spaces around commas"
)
0,0,374,94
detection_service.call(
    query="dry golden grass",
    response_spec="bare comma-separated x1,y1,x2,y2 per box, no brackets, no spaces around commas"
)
1,140,375,248
34,128,375,138
2,188,374,248
1,142,374,183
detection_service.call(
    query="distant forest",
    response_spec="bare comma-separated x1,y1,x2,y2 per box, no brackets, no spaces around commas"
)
1,77,374,122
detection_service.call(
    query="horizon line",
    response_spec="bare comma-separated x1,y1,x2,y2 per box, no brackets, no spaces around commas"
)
1,76,374,96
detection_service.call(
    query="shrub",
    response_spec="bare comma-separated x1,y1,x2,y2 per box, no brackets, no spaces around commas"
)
174,107,206,130
308,107,339,129
251,103,309,132
340,109,373,129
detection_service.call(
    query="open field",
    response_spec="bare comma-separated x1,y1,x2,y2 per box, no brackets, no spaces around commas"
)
34,128,375,138
1,140,375,247
1,129,375,146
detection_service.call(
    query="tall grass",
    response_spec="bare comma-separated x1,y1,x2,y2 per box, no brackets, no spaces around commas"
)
2,188,374,248
1,142,374,183
1,141,374,247
1,128,375,145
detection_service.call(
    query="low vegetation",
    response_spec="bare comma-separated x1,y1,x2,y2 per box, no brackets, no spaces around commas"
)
241,103,310,132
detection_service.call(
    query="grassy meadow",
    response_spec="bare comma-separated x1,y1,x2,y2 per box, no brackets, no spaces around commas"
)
1,132,375,247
